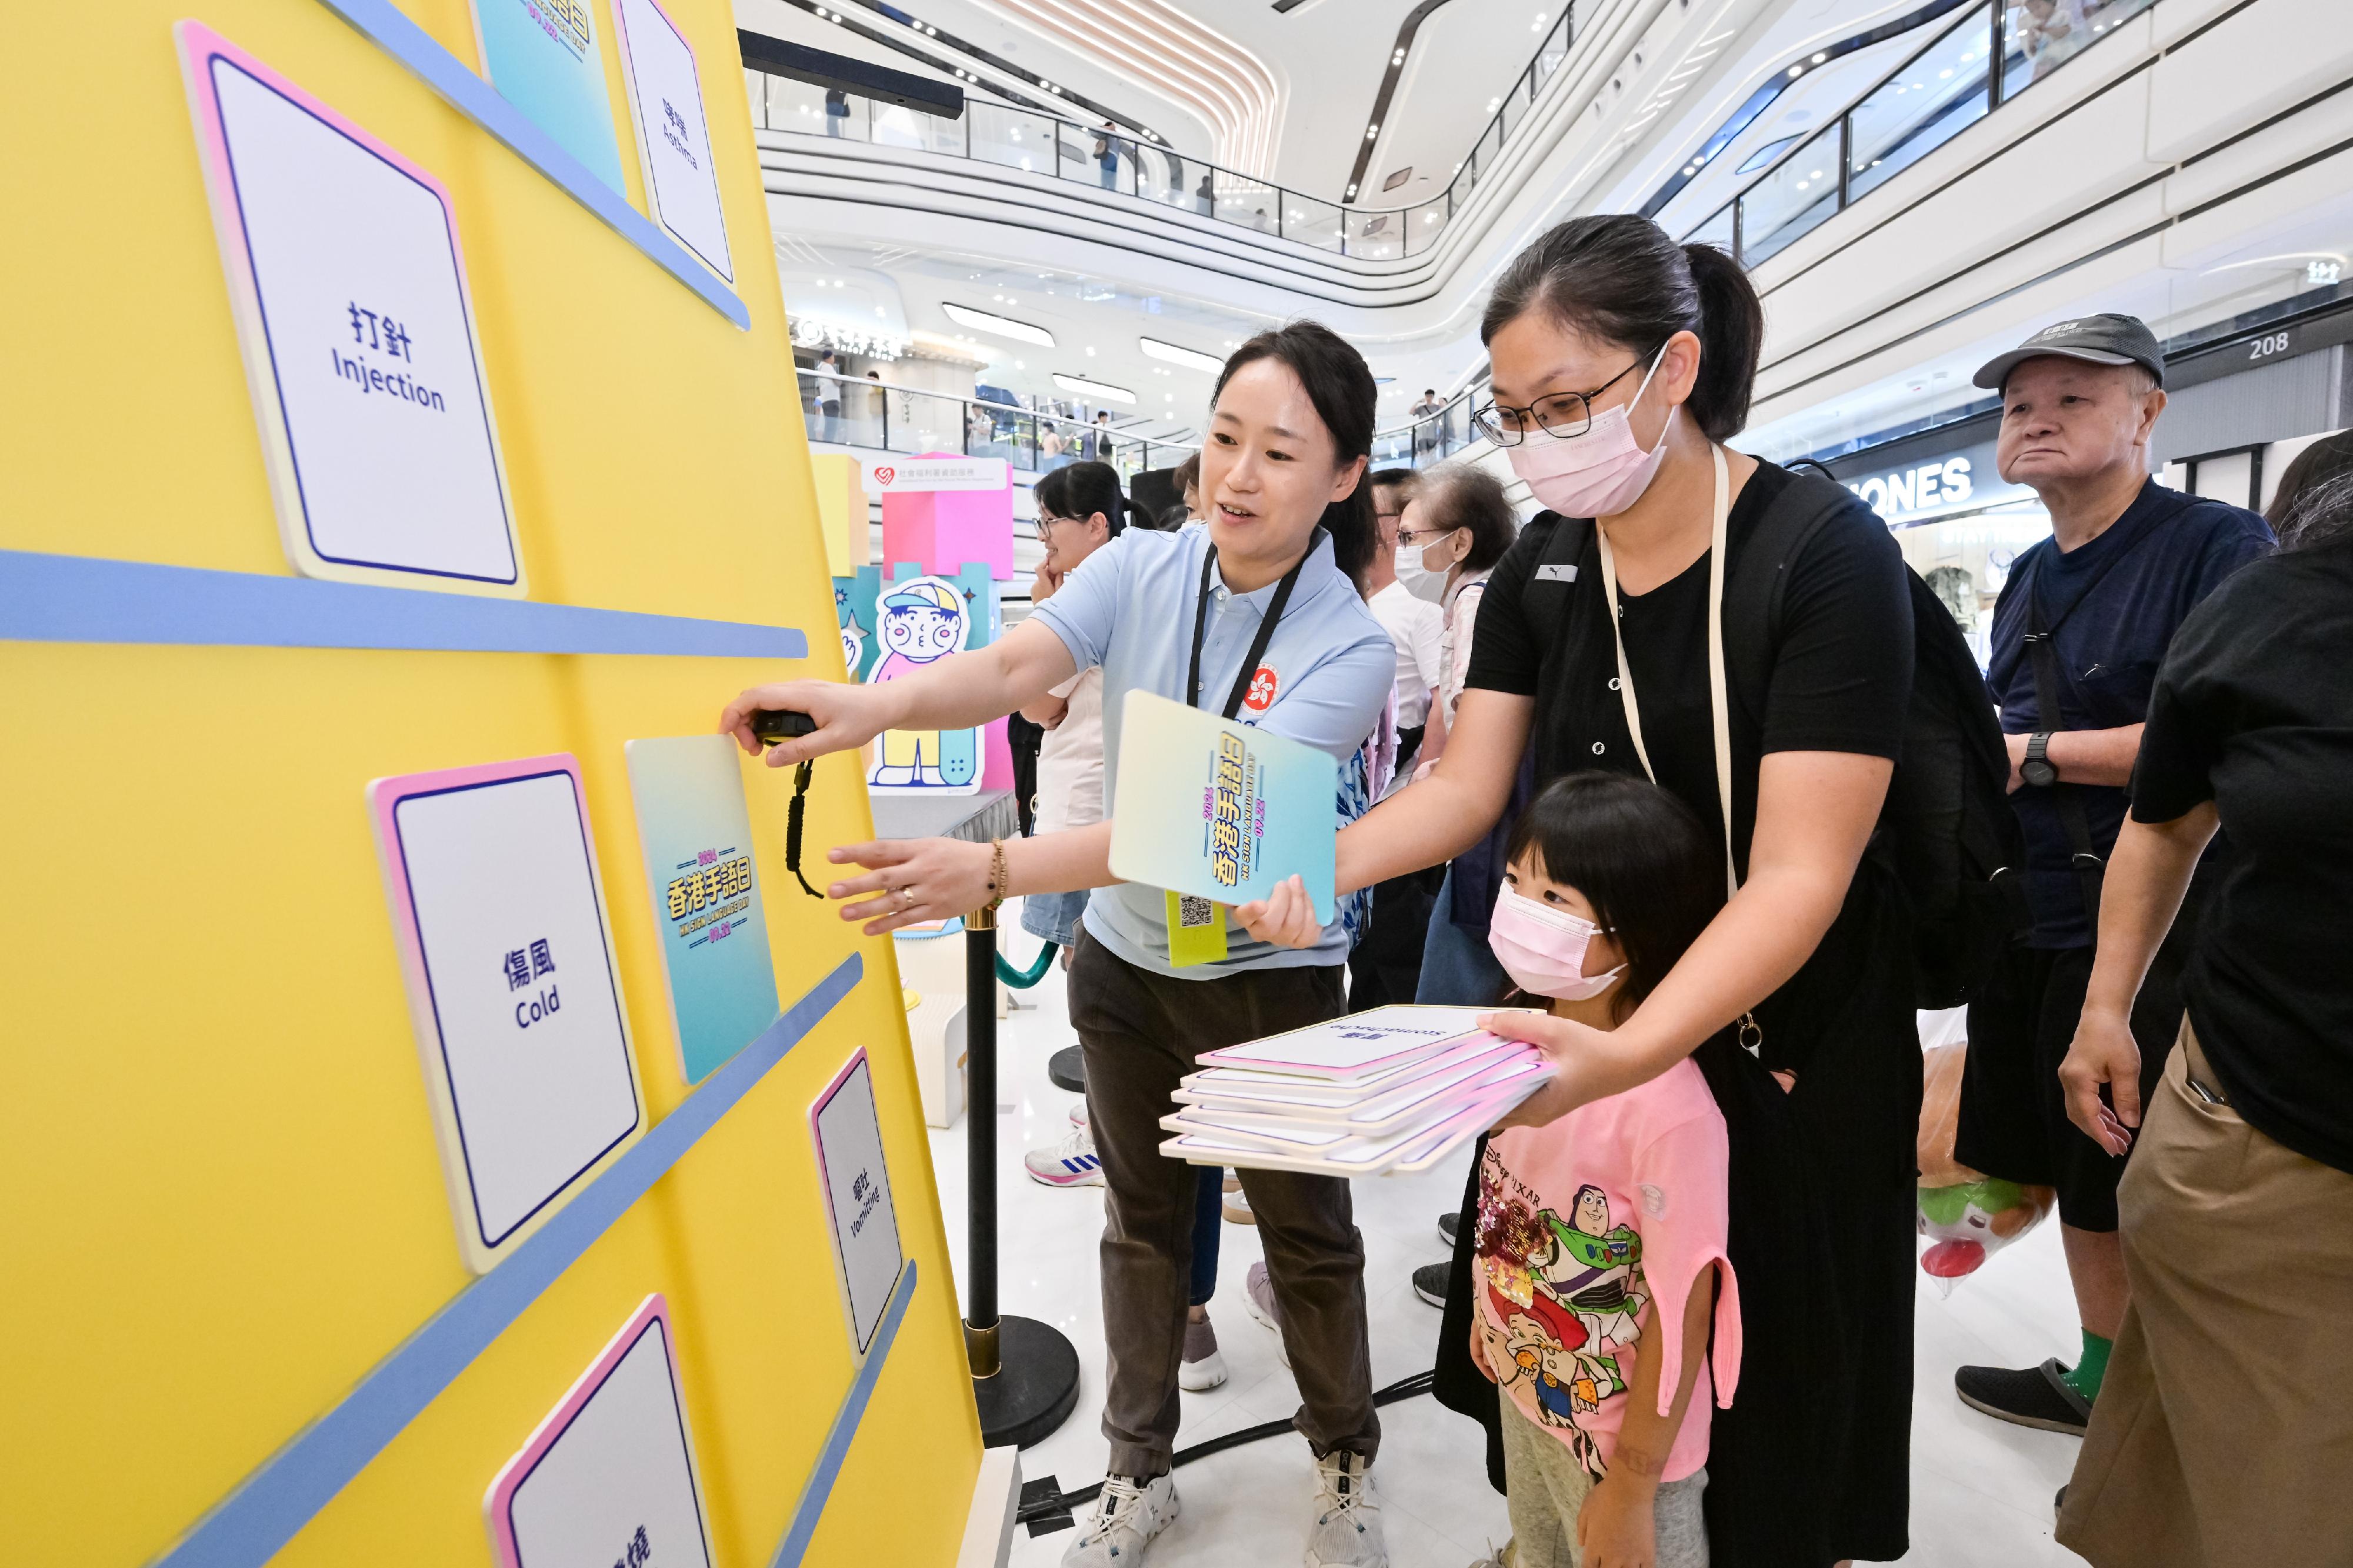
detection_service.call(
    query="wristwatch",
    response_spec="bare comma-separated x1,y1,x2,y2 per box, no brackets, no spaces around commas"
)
2022,732,2058,788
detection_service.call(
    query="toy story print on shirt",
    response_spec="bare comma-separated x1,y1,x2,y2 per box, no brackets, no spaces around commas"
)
1474,1145,1654,1477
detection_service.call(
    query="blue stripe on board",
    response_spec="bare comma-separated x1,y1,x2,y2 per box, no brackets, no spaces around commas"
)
308,0,751,329
768,1262,921,1568
1,550,807,660
148,953,861,1568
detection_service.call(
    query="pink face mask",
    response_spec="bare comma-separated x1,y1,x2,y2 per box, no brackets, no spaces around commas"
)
1487,887,1625,1002
1501,344,1671,518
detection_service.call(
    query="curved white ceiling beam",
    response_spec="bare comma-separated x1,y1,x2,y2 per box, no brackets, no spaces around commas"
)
980,0,1284,176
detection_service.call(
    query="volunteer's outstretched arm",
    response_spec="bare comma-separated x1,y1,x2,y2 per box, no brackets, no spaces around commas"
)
721,617,1079,769
1234,688,1532,941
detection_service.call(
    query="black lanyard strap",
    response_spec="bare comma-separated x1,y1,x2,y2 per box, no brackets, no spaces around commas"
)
1188,534,1310,720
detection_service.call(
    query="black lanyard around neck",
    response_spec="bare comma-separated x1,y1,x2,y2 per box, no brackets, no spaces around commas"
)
1188,536,1309,720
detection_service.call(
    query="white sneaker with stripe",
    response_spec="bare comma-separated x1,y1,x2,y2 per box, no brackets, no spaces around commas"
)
1024,1126,1104,1187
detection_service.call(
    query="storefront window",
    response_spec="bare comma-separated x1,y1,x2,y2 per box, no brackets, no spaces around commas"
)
1892,504,2053,668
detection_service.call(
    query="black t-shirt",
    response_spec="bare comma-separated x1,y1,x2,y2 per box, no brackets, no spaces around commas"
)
1465,461,1917,1106
1467,461,1914,862
1987,481,2272,946
2131,538,2353,1175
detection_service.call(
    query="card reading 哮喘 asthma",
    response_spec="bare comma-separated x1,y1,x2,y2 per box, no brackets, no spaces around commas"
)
1108,690,1338,929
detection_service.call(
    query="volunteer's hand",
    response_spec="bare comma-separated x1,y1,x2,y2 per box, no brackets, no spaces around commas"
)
720,679,898,769
1577,1473,1658,1568
2060,1004,2142,1156
824,837,994,936
1031,561,1064,605
2004,730,2029,794
1232,875,1321,949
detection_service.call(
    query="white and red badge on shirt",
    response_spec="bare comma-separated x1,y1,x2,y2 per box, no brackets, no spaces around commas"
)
1243,664,1280,713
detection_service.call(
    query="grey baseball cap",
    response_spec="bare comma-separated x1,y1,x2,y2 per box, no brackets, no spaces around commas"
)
1973,313,2166,391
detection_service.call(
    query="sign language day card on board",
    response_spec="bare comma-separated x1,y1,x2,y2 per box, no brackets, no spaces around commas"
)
811,1050,905,1360
624,735,781,1084
485,1296,716,1568
176,23,523,594
367,756,644,1273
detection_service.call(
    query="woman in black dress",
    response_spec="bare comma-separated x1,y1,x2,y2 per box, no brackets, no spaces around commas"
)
1242,215,1920,1565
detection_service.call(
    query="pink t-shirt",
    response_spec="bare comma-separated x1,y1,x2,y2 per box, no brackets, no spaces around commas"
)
1473,1055,1741,1483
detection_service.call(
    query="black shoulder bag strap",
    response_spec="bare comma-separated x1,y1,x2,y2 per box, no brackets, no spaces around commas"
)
1188,536,1307,720
2022,588,2108,927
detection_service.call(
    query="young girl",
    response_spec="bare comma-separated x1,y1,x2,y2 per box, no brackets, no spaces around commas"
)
1471,772,1742,1568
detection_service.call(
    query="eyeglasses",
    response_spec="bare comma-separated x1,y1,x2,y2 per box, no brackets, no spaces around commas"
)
1471,356,1647,446
1031,514,1071,542
1397,524,1459,546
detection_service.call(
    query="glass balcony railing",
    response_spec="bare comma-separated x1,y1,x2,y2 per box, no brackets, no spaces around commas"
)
798,371,1194,481
1680,0,2157,265
748,4,1584,261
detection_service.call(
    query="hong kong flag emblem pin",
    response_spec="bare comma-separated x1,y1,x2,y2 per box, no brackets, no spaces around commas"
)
1244,665,1279,712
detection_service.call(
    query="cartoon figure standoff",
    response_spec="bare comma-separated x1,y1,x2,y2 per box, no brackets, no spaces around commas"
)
1474,1152,1653,1475
864,576,979,792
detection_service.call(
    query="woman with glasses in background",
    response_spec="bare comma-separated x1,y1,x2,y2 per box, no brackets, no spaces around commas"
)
1241,215,1921,1567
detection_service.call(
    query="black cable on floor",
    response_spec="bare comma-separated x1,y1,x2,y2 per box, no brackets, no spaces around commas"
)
1014,1369,1436,1527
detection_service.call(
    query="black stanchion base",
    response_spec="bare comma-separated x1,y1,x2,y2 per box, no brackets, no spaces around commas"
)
972,1315,1082,1449
1046,1045,1086,1095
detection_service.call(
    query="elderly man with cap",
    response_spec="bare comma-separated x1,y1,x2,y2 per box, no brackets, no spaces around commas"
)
1951,315,2272,1436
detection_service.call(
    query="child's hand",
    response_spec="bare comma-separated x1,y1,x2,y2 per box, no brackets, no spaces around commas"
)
1577,1473,1658,1568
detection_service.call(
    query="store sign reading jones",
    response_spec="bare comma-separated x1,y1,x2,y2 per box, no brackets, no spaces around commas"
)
1839,440,2033,526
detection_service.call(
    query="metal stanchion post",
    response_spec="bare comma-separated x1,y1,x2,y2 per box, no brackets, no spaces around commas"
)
962,902,1079,1447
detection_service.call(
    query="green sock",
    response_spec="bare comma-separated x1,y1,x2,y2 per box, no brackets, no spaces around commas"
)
2062,1330,2114,1404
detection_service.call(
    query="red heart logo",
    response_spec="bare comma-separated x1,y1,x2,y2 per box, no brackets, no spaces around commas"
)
874,465,896,486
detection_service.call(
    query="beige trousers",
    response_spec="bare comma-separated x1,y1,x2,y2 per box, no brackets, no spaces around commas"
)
2058,1021,2353,1567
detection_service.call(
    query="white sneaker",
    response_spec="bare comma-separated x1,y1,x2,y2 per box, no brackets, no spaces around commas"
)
1179,1313,1228,1392
1025,1127,1104,1187
1224,1185,1255,1225
1070,1100,1090,1129
1304,1451,1387,1567
1061,1473,1178,1567
1244,1262,1289,1367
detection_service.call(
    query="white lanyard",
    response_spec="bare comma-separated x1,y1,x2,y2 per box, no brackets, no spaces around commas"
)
1593,445,1739,899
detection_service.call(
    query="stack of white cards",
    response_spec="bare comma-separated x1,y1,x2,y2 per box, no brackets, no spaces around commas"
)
1159,1006,1551,1177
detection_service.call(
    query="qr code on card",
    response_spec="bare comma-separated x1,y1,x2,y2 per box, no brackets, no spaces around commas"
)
1176,895,1216,928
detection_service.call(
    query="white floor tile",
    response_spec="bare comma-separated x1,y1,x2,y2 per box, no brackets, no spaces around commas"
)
928,926,2091,1566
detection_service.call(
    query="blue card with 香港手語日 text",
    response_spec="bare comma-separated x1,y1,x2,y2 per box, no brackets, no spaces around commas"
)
1107,690,1339,927
623,735,779,1084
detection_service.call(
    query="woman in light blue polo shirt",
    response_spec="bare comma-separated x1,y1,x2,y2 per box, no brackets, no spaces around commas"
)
722,322,1398,1568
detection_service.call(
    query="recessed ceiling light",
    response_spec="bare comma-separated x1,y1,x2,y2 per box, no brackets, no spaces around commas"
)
1788,65,1802,76
942,301,1055,346
1139,336,1224,374
1054,372,1135,404
1812,51,1827,62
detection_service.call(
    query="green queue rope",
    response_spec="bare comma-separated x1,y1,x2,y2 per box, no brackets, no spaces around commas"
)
995,941,1059,989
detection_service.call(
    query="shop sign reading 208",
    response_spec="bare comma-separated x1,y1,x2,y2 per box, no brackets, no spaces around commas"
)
1206,733,1267,890
666,847,754,949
